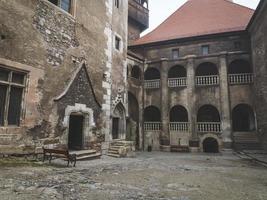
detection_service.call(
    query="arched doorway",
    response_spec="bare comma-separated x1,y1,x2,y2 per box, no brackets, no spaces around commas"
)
68,114,84,150
144,68,160,80
168,65,187,78
112,102,126,140
228,60,252,74
144,106,161,122
197,105,220,122
232,104,256,132
203,137,219,153
127,92,140,148
196,62,218,76
169,105,188,122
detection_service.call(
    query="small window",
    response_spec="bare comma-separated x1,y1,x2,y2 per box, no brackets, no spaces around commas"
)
115,0,120,8
0,66,26,126
234,41,241,50
48,0,72,14
172,49,179,59
201,45,209,55
115,36,121,50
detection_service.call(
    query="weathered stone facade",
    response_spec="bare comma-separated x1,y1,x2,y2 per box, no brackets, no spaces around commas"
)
0,0,129,153
248,0,267,150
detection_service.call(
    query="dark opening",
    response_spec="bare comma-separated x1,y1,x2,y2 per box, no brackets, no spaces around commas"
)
144,68,160,80
8,87,23,126
112,117,119,139
144,106,161,122
228,60,252,74
48,0,59,6
232,104,255,132
203,137,219,153
0,85,7,126
131,66,141,80
115,36,120,50
201,45,210,55
68,115,84,150
170,105,188,122
128,92,140,148
168,65,186,78
197,105,220,122
196,62,218,76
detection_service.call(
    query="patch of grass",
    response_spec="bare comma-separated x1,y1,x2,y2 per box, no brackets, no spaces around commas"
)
0,157,45,168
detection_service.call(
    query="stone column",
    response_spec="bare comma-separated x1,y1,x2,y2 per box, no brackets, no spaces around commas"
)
186,56,198,145
160,58,169,145
219,52,232,149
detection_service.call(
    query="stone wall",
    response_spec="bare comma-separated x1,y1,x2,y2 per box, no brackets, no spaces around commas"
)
249,0,267,150
0,0,127,151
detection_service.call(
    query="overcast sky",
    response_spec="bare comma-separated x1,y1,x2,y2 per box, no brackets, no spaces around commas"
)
141,0,260,36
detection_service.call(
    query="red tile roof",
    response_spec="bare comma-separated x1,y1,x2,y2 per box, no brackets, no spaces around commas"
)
133,0,254,45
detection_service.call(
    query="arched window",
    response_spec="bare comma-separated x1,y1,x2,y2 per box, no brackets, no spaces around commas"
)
144,68,160,80
196,62,218,76
228,60,252,74
169,105,188,122
168,65,186,78
144,106,161,122
197,105,220,122
131,65,141,80
232,104,255,132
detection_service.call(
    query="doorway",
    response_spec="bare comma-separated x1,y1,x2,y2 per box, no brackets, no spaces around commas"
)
68,114,84,150
203,137,219,153
112,117,119,139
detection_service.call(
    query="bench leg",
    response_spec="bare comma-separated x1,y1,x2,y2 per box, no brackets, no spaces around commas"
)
49,153,52,164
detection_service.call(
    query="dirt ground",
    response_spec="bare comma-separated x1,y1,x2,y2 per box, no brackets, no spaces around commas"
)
0,152,267,200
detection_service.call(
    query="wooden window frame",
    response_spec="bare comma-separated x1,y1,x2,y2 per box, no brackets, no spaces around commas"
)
172,49,179,59
0,67,27,127
47,0,76,16
201,45,210,56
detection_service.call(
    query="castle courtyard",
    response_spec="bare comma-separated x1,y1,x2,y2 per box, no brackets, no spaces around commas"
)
0,152,266,200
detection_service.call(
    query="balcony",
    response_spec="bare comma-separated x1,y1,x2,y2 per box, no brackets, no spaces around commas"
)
228,73,253,85
197,122,221,133
144,122,161,131
169,122,190,132
144,79,160,89
128,0,149,30
196,75,219,86
168,77,187,88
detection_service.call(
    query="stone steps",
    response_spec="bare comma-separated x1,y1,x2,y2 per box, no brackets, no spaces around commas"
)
233,132,262,151
107,140,135,158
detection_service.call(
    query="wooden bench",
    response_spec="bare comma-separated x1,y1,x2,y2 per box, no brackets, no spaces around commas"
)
43,147,77,167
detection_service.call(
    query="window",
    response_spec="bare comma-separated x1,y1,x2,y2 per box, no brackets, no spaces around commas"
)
0,66,26,126
115,36,121,50
48,0,72,13
115,0,120,8
172,49,179,59
201,45,209,55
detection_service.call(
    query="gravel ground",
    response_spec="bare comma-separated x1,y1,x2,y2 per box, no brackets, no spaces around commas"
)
0,152,267,200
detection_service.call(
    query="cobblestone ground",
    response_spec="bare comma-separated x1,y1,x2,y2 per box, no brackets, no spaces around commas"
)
0,152,267,200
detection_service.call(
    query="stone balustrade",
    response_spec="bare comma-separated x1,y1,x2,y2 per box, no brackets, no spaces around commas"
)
169,122,190,132
144,122,161,131
168,77,187,88
228,73,253,85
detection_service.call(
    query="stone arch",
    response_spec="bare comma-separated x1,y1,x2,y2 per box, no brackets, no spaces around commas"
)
144,68,160,80
228,59,252,74
169,105,188,122
232,104,256,132
144,105,161,122
197,105,220,122
200,134,221,153
196,62,218,76
168,65,186,78
112,102,126,140
63,103,96,149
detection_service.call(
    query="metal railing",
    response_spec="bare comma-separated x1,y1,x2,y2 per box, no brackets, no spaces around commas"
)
144,79,160,89
168,77,187,88
169,122,190,132
196,75,219,86
197,122,221,133
144,122,161,131
228,73,253,85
